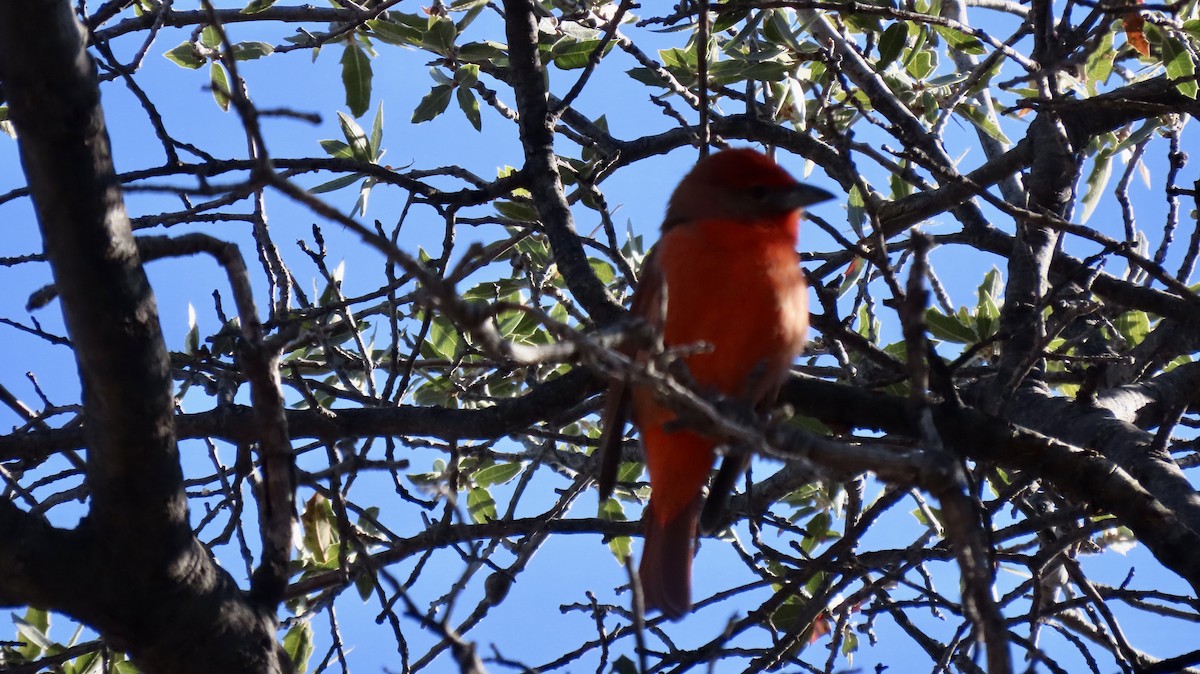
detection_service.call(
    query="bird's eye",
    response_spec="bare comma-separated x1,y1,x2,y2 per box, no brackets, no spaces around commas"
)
748,185,770,201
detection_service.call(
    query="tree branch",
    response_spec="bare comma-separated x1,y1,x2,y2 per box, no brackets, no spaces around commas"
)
501,0,623,325
0,2,290,672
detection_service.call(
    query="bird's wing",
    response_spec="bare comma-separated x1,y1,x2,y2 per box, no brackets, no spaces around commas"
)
597,246,665,500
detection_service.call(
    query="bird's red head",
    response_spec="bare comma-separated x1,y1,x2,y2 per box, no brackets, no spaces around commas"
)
663,148,834,230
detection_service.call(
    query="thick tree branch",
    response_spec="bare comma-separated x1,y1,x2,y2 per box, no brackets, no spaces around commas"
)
501,0,623,325
0,500,88,609
0,2,290,672
0,368,602,462
0,0,185,558
779,376,1200,595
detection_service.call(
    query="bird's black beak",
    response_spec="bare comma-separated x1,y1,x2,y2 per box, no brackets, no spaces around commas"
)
784,182,835,209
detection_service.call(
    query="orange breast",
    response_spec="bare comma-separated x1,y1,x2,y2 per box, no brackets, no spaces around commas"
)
655,218,808,403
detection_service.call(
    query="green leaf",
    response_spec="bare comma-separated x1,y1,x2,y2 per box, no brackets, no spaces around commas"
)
616,461,643,485
1184,19,1200,40
1079,149,1113,224
411,85,454,123
1085,30,1115,91
455,2,487,33
355,567,377,601
976,291,1000,340
164,42,204,69
589,258,616,285
890,160,913,199
337,110,371,162
1163,36,1198,99
933,25,986,55
209,62,231,111
842,630,860,655
458,40,507,63
599,498,632,561
456,87,482,131
233,41,273,60
368,18,423,46
310,173,363,194
475,461,522,486
423,17,457,55
369,102,385,158
846,184,866,237
283,621,314,673
978,267,1003,308
495,200,541,222
241,0,277,13
423,315,461,360
707,59,789,85
877,23,908,70
200,26,222,48
659,46,696,70
15,608,52,659
854,302,883,338
712,6,750,32
341,43,373,118
927,71,970,89
69,651,103,674
453,63,480,87
551,38,614,70
301,493,337,563
911,505,943,529
319,139,354,159
1114,310,1150,346
626,67,670,88
902,24,929,68
926,308,976,344
955,102,1012,145
1112,118,1159,155
905,47,936,80
467,486,497,523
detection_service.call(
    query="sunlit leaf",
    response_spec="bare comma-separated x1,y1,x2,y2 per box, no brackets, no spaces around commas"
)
1114,310,1150,347
906,49,936,81
926,308,976,344
164,42,204,69
310,173,363,194
209,62,231,111
475,461,522,486
423,17,457,55
368,18,422,46
412,85,454,123
233,41,273,60
241,0,277,13
456,87,482,131
282,621,314,673
341,43,373,118
551,38,614,70
200,26,222,48
1162,36,1198,99
467,486,497,523
933,25,985,55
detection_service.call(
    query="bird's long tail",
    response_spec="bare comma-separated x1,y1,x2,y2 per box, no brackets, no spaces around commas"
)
640,494,702,620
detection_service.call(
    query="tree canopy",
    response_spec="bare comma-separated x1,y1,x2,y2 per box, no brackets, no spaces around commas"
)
1,0,1200,672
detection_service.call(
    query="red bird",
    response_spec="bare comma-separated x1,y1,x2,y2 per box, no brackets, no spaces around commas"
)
599,148,832,618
